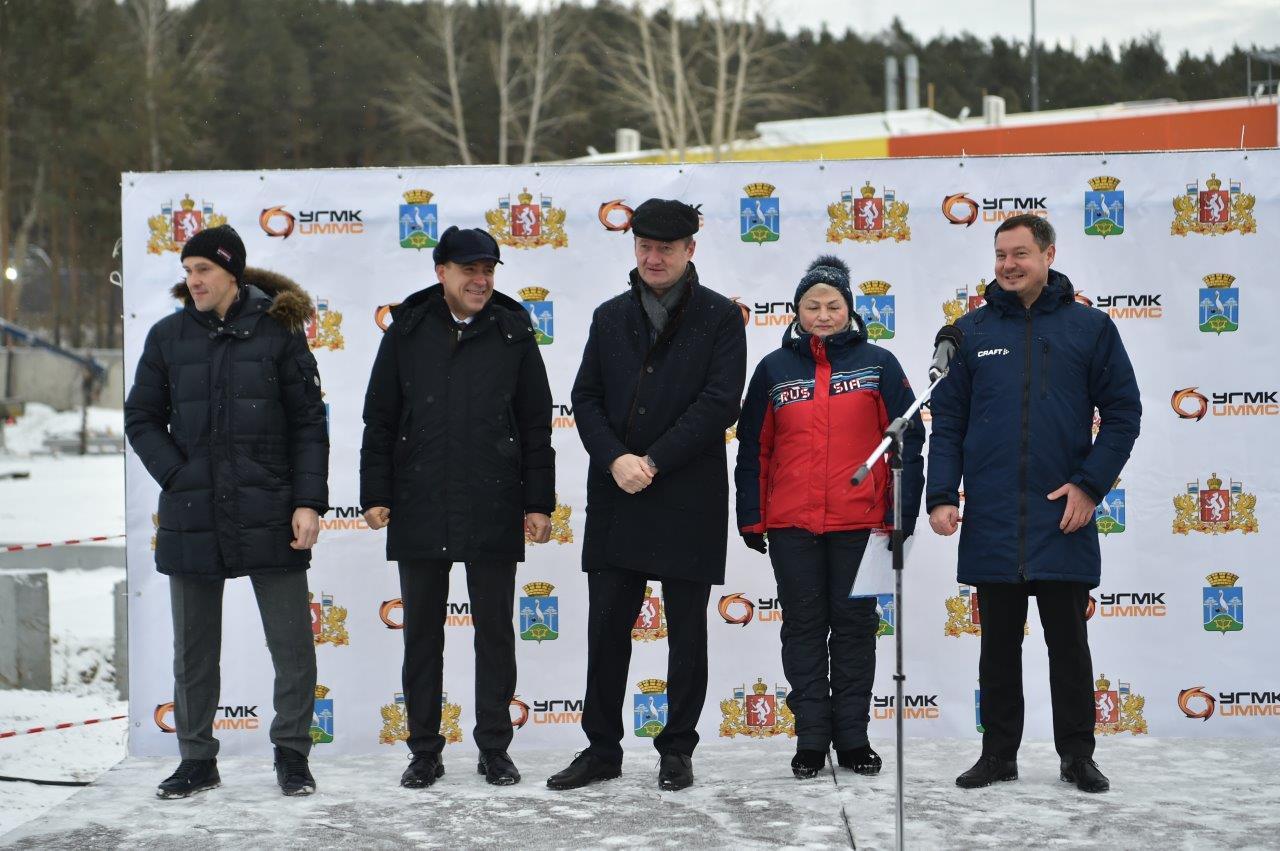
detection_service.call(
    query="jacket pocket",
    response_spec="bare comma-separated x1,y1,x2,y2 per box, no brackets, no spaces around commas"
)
292,354,321,395
237,447,288,487
392,407,414,464
251,445,291,484
501,405,522,458
164,458,198,492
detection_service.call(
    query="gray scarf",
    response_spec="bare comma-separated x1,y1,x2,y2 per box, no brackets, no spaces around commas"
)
639,273,688,341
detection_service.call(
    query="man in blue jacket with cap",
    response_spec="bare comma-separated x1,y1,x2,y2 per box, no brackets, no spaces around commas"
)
927,214,1140,794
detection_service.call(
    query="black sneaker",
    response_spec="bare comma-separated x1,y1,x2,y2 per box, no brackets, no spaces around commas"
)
401,752,444,788
658,752,694,791
791,749,827,779
955,754,1018,789
156,758,220,799
1060,757,1109,793
836,745,882,776
546,751,621,790
273,746,316,796
477,750,521,786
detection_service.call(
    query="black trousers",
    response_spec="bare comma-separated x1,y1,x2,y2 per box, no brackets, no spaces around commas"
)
976,580,1095,761
768,528,877,751
581,569,711,765
398,560,517,756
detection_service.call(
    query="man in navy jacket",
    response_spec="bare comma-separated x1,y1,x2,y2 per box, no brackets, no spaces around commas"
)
927,214,1141,794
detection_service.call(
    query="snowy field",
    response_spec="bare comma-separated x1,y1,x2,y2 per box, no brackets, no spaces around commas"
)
0,404,126,546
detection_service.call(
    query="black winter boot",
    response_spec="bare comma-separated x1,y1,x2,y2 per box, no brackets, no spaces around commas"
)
791,749,827,779
273,746,316,796
156,758,220,799
837,744,882,775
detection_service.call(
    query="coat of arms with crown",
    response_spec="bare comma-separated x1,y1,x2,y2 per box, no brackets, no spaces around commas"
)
486,187,568,249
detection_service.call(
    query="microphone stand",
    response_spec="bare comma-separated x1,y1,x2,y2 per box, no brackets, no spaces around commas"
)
850,367,949,851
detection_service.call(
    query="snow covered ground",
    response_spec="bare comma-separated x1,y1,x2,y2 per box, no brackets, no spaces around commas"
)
0,559,127,837
0,403,123,458
0,690,127,837
0,412,125,546
1,411,128,836
3,737,1279,849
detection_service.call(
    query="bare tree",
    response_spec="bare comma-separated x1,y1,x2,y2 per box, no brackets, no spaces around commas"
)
599,4,681,154
0,65,10,327
490,1,518,164
383,3,473,165
509,1,585,164
8,163,45,279
128,0,167,171
125,0,220,171
600,0,808,161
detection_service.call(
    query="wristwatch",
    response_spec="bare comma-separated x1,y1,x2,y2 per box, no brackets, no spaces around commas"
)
644,455,658,473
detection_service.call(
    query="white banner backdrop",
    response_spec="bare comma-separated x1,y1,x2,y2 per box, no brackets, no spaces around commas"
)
122,150,1278,757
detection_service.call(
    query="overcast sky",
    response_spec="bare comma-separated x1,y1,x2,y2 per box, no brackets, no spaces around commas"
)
762,0,1280,60
565,0,1279,61
174,0,1280,62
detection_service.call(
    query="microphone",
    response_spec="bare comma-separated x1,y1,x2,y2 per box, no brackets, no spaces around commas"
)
928,324,964,381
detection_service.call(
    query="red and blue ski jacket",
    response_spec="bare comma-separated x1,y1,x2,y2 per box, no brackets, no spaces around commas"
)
734,316,924,537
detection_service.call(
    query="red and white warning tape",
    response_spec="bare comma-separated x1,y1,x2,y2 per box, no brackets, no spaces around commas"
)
2,534,124,554
0,715,127,739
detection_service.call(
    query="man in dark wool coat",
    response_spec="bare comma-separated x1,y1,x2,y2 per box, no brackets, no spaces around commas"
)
360,226,554,790
547,199,747,792
125,225,330,800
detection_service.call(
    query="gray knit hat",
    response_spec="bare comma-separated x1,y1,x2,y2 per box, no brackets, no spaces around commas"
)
794,255,853,313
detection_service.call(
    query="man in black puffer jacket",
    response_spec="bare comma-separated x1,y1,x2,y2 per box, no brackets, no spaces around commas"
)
125,225,329,800
360,226,554,790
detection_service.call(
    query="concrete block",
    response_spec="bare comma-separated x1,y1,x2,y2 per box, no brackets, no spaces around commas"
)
0,543,126,571
113,579,129,700
0,571,52,690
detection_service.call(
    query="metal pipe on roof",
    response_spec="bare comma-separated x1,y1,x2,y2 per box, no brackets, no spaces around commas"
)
885,56,900,112
905,55,920,111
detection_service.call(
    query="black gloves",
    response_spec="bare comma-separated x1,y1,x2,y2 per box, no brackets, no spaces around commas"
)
741,532,767,554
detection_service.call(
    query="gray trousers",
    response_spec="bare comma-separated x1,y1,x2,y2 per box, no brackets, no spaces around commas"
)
169,571,317,760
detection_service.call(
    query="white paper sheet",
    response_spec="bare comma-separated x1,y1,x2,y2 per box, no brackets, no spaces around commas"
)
849,529,912,598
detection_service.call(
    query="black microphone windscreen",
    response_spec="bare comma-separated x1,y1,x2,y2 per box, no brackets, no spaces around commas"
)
934,324,964,347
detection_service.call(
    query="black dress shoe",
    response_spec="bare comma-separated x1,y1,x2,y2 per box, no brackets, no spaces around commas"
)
273,746,316,796
477,750,521,786
400,753,444,788
546,751,622,790
955,754,1018,788
156,758,220,799
1060,757,1110,793
658,752,694,791
836,745,882,775
791,749,827,779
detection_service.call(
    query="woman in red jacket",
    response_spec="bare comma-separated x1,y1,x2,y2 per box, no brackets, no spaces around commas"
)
734,255,924,779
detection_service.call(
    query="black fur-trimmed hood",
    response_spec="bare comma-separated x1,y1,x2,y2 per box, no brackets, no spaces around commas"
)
171,266,314,333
